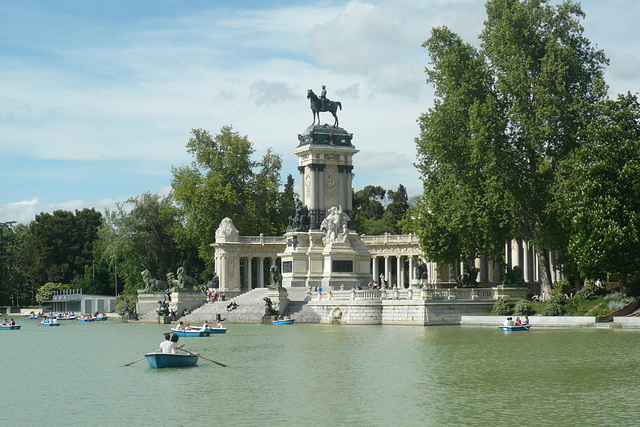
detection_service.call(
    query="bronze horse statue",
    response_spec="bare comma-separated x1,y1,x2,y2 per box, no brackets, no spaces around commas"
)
307,89,342,127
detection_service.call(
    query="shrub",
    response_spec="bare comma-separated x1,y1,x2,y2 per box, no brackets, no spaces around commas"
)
543,293,566,316
552,278,573,297
575,280,596,300
492,297,513,315
513,299,533,316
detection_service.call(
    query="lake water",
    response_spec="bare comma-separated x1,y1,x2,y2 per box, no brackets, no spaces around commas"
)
1,318,639,426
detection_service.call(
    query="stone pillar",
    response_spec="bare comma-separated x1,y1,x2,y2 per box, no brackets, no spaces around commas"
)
512,238,521,267
345,165,354,219
372,256,379,282
245,257,252,290
476,256,488,283
398,256,405,288
318,164,325,219
338,165,346,209
298,166,305,205
384,256,391,287
505,240,511,266
408,256,414,283
257,257,265,288
309,164,318,228
522,241,530,284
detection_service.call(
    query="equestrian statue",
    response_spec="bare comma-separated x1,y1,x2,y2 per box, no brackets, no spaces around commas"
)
307,86,342,127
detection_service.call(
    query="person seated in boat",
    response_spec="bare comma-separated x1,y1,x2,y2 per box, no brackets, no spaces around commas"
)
283,315,290,321
515,317,522,326
216,320,224,329
10,319,15,326
177,321,185,331
523,315,530,325
170,334,179,353
202,320,210,330
1,319,7,326
158,333,173,353
186,323,193,331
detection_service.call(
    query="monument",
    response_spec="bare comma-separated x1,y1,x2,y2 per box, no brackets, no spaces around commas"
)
279,86,371,289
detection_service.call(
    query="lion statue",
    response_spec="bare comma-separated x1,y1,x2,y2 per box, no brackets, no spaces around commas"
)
166,272,182,292
139,269,166,293
177,266,200,291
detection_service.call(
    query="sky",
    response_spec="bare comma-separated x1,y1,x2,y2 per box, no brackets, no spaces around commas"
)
1,0,639,224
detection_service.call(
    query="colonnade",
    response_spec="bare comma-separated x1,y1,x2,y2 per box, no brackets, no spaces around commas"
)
241,256,278,289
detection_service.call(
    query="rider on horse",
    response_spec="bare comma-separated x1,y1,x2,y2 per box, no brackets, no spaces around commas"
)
320,85,327,109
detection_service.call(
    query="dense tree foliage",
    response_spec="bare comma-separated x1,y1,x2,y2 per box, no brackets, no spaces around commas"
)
415,0,608,291
172,126,292,273
554,94,640,293
95,193,201,296
352,185,410,235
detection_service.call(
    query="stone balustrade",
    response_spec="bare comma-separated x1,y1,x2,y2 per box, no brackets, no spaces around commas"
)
313,286,526,302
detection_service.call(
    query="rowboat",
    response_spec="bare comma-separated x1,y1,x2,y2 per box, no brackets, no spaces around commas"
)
170,328,211,337
78,317,96,322
499,325,530,332
273,319,294,325
0,325,21,330
145,352,199,369
58,314,77,320
95,315,107,321
208,327,227,334
41,320,60,326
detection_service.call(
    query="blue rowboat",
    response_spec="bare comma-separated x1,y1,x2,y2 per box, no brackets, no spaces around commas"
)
273,319,294,325
0,325,21,330
145,352,198,369
95,316,107,321
499,325,530,332
208,327,227,334
78,317,96,322
41,320,60,326
170,328,211,337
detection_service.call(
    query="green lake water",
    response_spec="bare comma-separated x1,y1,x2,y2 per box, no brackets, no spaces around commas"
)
1,318,639,426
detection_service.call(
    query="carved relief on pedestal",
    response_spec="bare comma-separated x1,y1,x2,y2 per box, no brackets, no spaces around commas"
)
324,165,338,207
305,172,311,201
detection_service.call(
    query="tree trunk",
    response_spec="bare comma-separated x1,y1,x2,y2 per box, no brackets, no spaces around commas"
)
619,272,628,297
536,247,553,294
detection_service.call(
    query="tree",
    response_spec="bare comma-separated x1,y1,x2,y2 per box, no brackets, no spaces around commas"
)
352,185,387,234
94,192,199,296
554,94,640,294
384,185,410,234
171,126,287,272
20,209,103,287
415,0,608,291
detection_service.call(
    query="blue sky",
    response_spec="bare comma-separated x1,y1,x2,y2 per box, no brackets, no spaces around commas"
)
2,0,639,223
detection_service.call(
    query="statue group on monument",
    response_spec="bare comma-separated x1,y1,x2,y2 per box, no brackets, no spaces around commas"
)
320,205,350,245
139,267,208,293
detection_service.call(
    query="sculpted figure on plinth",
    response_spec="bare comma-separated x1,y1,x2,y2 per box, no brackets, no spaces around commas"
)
320,205,350,245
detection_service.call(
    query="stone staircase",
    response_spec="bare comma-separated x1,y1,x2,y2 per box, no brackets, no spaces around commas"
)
182,287,317,323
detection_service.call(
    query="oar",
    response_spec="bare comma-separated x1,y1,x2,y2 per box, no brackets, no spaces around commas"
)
178,347,230,367
122,356,145,367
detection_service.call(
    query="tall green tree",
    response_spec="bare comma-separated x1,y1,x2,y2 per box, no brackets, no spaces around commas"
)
554,94,640,294
384,185,410,234
415,0,608,291
95,192,198,296
352,185,387,234
171,126,287,272
20,209,103,287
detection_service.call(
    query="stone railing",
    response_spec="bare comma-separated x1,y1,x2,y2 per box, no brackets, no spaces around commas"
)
236,235,285,245
312,286,526,302
360,233,420,245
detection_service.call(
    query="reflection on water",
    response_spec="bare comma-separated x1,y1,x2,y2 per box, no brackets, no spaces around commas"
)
2,320,640,426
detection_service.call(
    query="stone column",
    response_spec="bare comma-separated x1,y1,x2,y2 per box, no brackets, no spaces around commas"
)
398,256,405,288
384,256,391,287
408,256,414,283
476,256,488,283
338,165,346,209
346,165,354,219
298,165,305,205
522,241,530,284
372,256,379,282
245,257,252,290
318,164,325,219
511,238,521,267
309,164,318,228
257,257,265,288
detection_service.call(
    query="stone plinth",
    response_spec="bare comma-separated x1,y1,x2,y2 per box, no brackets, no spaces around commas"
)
267,286,289,314
136,291,207,318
